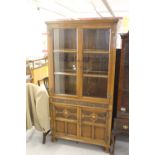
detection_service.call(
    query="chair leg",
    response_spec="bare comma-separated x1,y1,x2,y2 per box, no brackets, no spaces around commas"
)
42,130,51,144
42,133,46,144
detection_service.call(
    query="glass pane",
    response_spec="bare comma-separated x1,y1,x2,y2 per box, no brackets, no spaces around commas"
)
54,75,76,95
82,28,110,98
54,53,76,73
53,28,77,96
83,53,109,75
83,29,110,51
83,77,107,98
53,29,76,50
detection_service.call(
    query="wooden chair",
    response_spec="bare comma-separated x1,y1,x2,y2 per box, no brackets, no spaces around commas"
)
38,77,49,92
37,77,50,144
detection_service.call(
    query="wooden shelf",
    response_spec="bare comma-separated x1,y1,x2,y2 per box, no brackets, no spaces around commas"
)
83,49,109,54
54,49,76,53
83,74,108,78
54,72,76,76
55,69,76,73
53,49,109,54
84,71,108,74
54,72,108,78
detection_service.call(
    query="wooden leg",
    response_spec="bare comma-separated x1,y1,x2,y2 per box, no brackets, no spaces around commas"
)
51,133,57,142
103,146,110,153
105,147,110,153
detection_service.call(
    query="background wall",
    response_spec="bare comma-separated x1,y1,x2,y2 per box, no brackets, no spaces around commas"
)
26,1,47,59
116,17,129,49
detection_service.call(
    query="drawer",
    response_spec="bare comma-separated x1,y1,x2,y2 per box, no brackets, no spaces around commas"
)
114,118,129,131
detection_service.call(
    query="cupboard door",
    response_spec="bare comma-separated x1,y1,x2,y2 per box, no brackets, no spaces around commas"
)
54,104,78,136
52,29,77,96
80,107,108,142
82,29,110,98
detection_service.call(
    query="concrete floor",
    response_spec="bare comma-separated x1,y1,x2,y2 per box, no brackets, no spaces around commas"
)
26,128,129,155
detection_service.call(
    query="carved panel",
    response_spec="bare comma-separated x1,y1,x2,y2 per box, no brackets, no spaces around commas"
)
80,107,109,141
67,123,77,136
81,109,107,124
55,105,77,120
94,127,105,140
81,125,92,138
56,121,65,133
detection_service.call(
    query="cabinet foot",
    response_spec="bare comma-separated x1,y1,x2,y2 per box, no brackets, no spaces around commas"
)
103,146,110,153
51,136,57,142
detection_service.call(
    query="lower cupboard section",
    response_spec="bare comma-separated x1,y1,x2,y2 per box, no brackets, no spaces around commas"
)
52,103,110,147
55,121,106,141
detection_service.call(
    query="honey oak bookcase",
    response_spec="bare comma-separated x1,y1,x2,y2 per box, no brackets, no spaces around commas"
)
46,19,118,151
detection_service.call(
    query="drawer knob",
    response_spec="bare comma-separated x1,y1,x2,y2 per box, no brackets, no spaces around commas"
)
123,125,128,130
92,114,96,119
91,113,97,121
121,107,126,112
63,109,69,117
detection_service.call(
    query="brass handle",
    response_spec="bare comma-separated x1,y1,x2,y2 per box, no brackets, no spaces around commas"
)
123,125,128,130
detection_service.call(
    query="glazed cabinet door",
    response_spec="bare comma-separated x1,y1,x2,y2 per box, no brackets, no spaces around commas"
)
52,28,77,96
82,28,112,99
50,27,115,100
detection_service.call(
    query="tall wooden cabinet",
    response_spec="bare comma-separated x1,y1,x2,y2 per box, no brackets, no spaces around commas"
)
111,32,129,154
46,19,118,151
113,32,129,133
